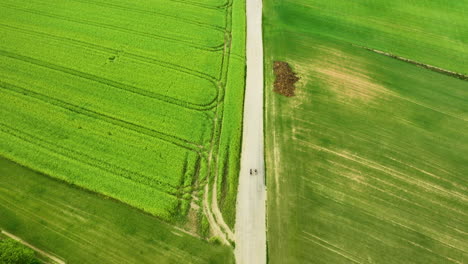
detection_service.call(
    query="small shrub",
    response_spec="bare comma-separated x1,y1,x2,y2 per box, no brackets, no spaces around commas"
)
0,238,39,264
208,236,222,245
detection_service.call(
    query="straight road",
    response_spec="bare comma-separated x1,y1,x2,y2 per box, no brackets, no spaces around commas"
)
234,0,266,262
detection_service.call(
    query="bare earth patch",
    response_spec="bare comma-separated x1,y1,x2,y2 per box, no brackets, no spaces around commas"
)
273,61,300,97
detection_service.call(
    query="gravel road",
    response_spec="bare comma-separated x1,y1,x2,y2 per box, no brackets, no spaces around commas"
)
234,0,266,262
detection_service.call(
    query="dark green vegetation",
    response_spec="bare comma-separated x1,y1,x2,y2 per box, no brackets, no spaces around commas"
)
264,0,468,263
0,0,244,233
0,238,39,264
0,157,234,263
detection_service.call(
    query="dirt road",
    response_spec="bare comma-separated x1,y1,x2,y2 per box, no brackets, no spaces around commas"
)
234,0,266,262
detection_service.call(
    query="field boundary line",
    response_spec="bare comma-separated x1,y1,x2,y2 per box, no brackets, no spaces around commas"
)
356,45,468,81
1,230,66,264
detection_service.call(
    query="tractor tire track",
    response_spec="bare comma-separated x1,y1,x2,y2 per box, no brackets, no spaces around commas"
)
0,23,222,82
202,185,230,245
0,123,186,197
68,0,226,31
0,80,203,152
211,180,235,241
170,0,231,10
0,3,225,52
0,50,219,111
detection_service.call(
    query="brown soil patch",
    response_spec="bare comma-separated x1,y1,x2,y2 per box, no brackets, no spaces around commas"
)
273,61,300,97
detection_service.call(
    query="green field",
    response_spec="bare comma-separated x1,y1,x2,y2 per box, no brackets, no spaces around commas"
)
271,0,468,74
0,0,245,236
264,0,468,263
0,157,234,263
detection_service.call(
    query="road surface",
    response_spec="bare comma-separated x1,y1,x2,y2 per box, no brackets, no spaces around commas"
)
234,0,266,262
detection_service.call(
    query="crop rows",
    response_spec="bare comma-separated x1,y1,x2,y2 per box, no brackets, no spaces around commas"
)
0,0,245,228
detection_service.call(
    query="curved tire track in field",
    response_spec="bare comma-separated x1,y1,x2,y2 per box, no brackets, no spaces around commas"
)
69,0,227,31
0,24,218,81
170,0,232,10
0,80,202,152
0,122,184,197
211,180,235,241
0,0,240,242
196,0,236,245
2,0,238,245
202,185,230,245
0,3,225,52
0,49,220,111
0,23,222,93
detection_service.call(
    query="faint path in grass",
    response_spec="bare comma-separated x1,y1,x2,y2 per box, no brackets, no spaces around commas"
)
211,180,235,241
1,230,66,264
203,185,230,245
234,0,267,262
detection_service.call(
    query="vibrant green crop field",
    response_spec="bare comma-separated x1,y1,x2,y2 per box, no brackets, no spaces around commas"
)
0,0,244,249
0,157,234,263
264,0,468,263
0,0,244,229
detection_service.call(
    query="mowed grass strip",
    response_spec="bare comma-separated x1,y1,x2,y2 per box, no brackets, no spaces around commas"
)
269,0,468,74
0,157,234,264
264,30,468,263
